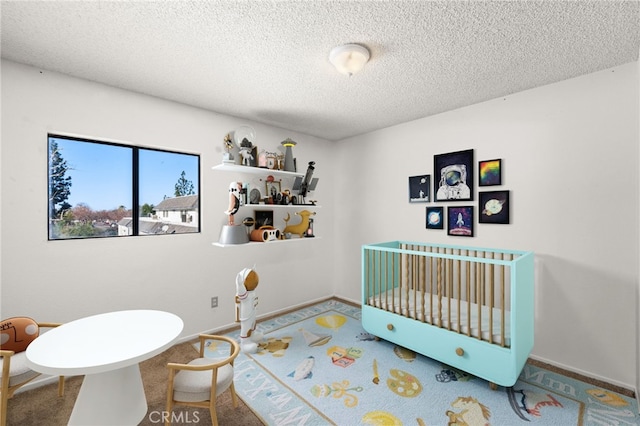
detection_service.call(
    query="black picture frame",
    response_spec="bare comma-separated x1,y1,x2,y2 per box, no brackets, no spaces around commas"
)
479,159,502,186
426,206,444,229
409,175,430,202
254,210,274,228
265,180,281,199
479,190,510,224
434,149,474,201
249,146,259,167
447,206,474,237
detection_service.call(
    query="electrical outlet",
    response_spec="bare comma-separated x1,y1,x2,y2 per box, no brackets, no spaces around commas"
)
211,296,218,308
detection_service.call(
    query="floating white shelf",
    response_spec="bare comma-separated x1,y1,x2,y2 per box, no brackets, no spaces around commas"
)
212,162,320,247
212,236,320,248
212,163,304,178
245,204,321,209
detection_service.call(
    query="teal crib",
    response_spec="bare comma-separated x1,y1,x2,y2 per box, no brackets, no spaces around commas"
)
362,241,534,387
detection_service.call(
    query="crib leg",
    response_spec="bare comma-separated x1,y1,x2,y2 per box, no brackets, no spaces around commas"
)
489,382,498,391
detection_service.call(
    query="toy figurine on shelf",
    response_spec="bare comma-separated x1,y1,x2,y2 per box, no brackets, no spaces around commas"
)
233,126,256,166
224,181,243,225
283,209,316,238
305,217,315,238
238,138,254,166
281,138,297,172
223,133,234,164
235,267,263,353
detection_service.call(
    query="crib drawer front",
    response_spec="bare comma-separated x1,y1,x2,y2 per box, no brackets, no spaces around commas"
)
362,305,519,386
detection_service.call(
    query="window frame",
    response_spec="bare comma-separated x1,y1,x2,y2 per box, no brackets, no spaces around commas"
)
47,133,201,240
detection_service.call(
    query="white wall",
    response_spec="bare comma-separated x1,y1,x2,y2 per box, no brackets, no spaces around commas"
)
333,62,639,389
637,47,640,407
2,58,638,390
0,60,335,341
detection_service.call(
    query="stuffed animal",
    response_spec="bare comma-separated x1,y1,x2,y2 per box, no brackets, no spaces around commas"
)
239,148,254,166
234,267,263,353
283,210,316,238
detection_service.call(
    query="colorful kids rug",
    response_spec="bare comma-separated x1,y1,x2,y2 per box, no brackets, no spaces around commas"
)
203,300,638,425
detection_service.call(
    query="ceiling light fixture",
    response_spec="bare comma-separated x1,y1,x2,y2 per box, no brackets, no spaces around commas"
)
329,43,370,76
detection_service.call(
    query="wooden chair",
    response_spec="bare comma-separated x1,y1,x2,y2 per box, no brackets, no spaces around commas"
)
0,317,65,426
165,334,240,426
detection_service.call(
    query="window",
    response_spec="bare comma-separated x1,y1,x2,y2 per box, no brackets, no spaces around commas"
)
48,134,200,240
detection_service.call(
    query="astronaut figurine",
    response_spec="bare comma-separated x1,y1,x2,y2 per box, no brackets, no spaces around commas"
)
234,267,263,353
224,181,243,225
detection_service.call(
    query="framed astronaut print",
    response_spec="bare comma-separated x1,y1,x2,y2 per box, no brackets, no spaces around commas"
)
434,149,474,201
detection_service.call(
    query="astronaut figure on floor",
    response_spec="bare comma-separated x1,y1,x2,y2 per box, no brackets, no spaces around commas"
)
235,267,263,353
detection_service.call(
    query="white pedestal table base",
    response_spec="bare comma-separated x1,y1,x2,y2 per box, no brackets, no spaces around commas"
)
69,364,147,426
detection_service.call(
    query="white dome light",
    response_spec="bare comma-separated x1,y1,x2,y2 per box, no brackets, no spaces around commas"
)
329,44,370,76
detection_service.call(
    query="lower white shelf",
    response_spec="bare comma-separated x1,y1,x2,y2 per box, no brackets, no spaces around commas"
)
212,236,320,248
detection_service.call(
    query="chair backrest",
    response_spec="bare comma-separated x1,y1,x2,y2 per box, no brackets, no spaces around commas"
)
0,317,39,353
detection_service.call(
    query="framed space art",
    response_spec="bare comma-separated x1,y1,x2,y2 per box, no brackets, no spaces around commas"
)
409,175,430,202
426,206,444,229
479,159,502,186
479,190,510,224
254,210,274,228
447,206,474,237
434,149,474,201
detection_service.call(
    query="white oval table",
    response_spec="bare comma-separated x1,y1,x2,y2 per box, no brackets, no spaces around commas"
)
26,310,183,426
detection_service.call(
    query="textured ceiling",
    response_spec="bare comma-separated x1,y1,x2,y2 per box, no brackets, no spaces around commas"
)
2,1,639,141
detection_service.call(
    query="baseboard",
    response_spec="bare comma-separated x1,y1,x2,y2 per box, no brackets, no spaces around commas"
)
333,294,636,399
332,294,360,306
527,355,635,398
254,294,340,323
17,296,336,394
181,294,340,342
21,296,635,406
336,293,636,399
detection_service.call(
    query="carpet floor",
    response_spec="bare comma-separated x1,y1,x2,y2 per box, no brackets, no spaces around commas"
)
209,299,638,426
6,341,263,425
6,298,637,425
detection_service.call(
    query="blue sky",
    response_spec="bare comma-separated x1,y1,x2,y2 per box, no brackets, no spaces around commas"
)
50,137,199,211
